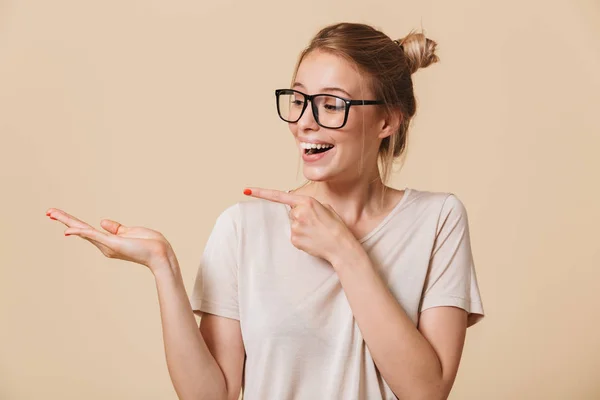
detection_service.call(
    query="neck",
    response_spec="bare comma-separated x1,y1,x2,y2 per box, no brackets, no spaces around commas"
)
304,170,389,224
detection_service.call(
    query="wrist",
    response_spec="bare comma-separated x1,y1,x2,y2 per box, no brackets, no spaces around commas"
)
328,235,367,269
149,249,180,279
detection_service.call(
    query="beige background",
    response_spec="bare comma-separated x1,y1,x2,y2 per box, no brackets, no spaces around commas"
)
1,0,599,399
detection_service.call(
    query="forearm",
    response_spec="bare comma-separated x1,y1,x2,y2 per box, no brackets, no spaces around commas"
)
331,244,445,400
152,254,228,400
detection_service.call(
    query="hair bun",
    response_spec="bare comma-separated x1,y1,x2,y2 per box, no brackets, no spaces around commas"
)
396,30,439,74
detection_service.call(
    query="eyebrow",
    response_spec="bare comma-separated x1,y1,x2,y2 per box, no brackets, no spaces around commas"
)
292,82,353,98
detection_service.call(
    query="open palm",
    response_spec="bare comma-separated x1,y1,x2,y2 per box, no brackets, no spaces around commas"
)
46,208,172,272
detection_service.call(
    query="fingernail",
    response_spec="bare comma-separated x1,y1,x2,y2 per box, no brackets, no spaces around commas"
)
49,216,57,220
64,233,71,236
243,189,252,196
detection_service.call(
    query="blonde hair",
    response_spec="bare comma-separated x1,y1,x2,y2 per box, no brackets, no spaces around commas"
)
290,22,439,187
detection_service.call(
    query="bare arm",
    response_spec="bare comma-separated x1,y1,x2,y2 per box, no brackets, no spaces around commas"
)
152,256,231,400
46,208,241,400
332,247,466,400
199,313,245,400
240,188,469,399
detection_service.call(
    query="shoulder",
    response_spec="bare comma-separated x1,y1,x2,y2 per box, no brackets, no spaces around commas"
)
214,198,288,227
408,188,465,210
407,188,469,224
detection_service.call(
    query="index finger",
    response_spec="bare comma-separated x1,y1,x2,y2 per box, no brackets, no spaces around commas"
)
46,208,93,229
243,187,306,207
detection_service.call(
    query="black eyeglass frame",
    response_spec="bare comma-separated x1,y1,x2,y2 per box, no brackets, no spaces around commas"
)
275,88,386,129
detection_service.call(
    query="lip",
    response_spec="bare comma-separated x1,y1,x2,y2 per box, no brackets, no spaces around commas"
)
301,145,336,163
298,138,334,145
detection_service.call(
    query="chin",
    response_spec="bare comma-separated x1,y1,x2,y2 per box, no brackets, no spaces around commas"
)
302,166,335,182
302,163,350,182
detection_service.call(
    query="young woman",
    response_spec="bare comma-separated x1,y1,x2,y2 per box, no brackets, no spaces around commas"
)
47,22,484,400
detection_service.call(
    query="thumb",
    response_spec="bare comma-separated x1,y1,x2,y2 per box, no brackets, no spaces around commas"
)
100,219,127,235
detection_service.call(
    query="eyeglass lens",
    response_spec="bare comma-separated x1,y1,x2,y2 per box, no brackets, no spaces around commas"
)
278,91,347,128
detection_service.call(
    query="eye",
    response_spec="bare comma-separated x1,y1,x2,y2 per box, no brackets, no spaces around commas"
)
321,97,345,113
324,103,343,111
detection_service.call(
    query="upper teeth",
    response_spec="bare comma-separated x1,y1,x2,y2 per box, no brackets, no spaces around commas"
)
301,142,334,150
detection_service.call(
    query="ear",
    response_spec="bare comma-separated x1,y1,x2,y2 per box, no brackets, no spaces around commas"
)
377,109,402,140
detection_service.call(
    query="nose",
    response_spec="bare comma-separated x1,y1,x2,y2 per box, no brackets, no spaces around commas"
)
296,101,319,132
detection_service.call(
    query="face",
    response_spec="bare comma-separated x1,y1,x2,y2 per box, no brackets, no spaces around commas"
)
287,49,394,183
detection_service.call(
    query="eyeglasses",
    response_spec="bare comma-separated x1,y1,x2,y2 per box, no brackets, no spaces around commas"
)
275,89,385,129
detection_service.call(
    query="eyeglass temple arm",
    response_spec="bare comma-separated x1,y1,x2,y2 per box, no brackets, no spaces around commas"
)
348,100,386,105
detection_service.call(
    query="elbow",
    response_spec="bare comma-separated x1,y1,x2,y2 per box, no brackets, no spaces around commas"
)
392,380,451,400
422,380,452,400
420,367,454,400
176,379,229,400
410,391,448,400
422,383,452,400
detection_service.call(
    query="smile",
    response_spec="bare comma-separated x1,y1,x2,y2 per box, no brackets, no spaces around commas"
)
300,142,335,155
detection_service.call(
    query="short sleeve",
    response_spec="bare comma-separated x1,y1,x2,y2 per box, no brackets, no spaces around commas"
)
190,204,240,321
419,194,484,327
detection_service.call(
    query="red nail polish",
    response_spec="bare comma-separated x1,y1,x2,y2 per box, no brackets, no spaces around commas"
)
243,189,252,196
64,233,70,236
49,216,57,220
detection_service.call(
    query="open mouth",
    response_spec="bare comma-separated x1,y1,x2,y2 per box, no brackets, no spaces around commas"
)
301,142,335,156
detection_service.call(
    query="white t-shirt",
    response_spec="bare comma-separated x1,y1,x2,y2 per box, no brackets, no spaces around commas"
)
190,187,484,399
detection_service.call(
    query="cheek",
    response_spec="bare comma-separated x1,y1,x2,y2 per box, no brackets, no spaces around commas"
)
332,126,363,151
333,131,380,164
338,114,381,150
288,123,297,136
